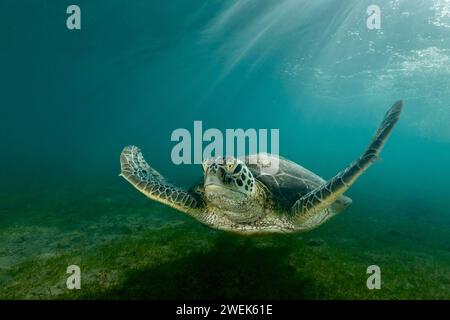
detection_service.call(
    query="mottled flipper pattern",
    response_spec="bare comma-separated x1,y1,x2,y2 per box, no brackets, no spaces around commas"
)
292,100,403,226
120,146,204,215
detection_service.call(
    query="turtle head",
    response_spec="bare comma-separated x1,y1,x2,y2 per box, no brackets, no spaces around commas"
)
202,157,257,214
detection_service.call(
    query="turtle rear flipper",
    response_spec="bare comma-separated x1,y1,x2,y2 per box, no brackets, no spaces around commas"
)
120,146,204,215
291,100,403,226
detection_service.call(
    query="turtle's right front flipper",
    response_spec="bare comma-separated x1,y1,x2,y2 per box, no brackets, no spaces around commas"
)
120,146,205,216
291,100,403,227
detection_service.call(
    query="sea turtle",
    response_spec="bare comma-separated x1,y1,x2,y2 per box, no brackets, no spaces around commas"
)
120,101,403,235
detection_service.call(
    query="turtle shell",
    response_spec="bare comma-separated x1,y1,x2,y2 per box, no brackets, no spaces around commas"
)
244,153,326,211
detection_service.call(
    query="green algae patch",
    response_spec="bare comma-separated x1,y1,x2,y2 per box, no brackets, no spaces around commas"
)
1,188,450,300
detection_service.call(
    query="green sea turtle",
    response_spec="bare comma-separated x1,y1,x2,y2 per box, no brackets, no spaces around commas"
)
120,101,403,235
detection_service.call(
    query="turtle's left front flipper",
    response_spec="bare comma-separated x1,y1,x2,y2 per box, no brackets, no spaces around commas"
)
120,145,205,216
291,100,403,226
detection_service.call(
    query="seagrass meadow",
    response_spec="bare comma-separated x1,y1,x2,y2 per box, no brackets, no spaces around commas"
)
1,0,450,299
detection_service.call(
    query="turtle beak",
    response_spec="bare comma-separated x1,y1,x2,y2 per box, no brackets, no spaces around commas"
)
204,174,223,187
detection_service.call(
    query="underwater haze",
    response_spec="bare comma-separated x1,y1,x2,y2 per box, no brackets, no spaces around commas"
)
1,0,450,299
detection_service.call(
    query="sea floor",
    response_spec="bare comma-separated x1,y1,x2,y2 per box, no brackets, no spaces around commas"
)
1,183,450,299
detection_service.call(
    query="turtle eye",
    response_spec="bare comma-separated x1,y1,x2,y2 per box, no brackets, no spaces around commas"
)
226,163,234,171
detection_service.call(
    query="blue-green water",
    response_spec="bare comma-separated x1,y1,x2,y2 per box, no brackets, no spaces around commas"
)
1,0,450,299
